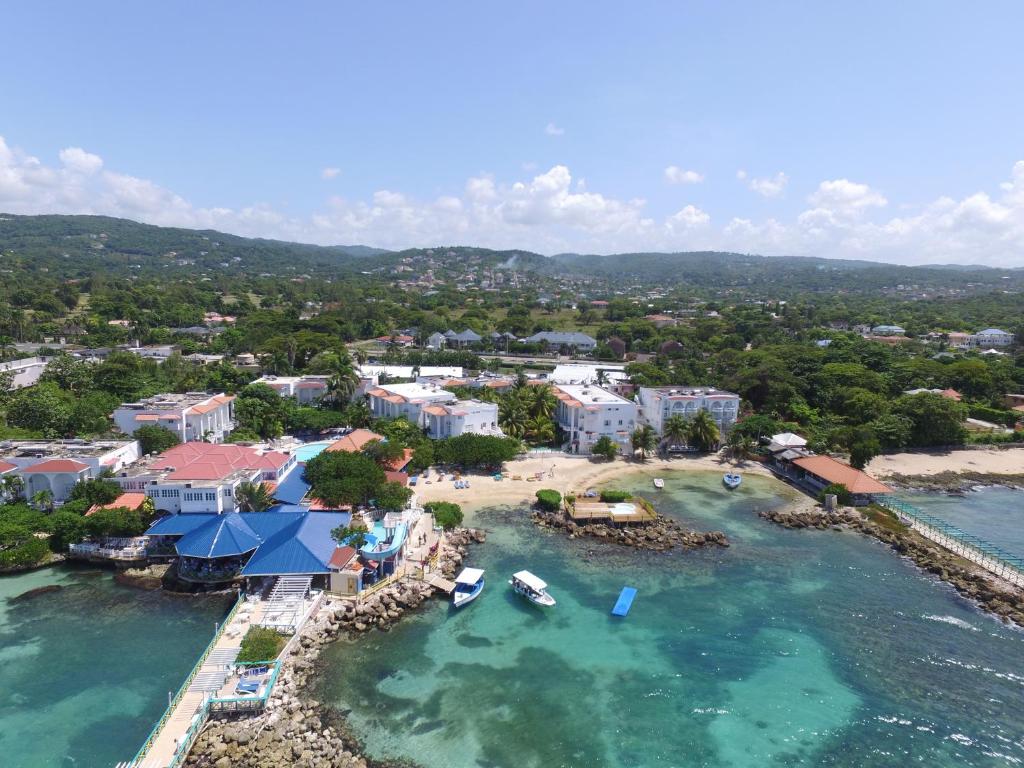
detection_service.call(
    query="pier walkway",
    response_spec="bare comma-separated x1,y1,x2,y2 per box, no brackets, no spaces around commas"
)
875,495,1024,587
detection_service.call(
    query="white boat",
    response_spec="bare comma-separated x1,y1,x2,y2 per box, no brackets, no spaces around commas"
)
452,567,485,608
653,478,665,489
723,473,742,489
509,570,556,607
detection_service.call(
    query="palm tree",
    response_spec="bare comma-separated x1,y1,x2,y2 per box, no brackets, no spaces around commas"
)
630,425,658,461
31,489,55,512
235,481,274,512
525,416,555,445
351,347,368,367
661,414,690,453
688,411,721,453
499,396,528,439
327,361,360,406
2,474,24,501
529,383,558,420
726,430,756,461
344,398,372,428
362,439,407,468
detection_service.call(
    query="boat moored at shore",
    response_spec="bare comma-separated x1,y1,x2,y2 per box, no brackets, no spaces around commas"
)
452,568,485,608
723,473,742,489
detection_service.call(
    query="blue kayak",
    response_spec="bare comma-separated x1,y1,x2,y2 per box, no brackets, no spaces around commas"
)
611,587,637,617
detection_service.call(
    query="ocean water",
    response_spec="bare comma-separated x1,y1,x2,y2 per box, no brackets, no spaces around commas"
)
902,487,1024,559
317,472,1024,768
0,565,232,768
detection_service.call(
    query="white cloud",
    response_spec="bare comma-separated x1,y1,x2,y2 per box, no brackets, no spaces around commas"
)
59,147,103,175
321,167,341,180
2,135,1024,265
744,171,788,198
664,166,704,185
544,122,565,137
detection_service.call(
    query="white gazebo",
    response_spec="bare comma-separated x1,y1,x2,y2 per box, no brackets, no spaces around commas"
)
768,432,808,454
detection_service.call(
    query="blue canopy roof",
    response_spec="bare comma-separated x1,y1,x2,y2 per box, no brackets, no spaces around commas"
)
176,514,263,559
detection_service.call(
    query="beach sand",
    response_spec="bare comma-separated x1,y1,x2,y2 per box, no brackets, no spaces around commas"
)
412,453,771,511
867,445,1024,478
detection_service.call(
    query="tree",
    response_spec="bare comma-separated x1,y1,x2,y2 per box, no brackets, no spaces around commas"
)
304,451,387,508
7,383,73,436
630,425,658,461
85,507,147,537
687,411,721,453
134,424,182,456
2,475,25,501
68,477,122,507
235,481,275,512
374,481,412,513
591,435,618,461
47,511,87,551
425,501,463,530
726,430,756,460
331,521,370,549
31,489,55,512
498,396,528,439
661,414,689,450
893,393,967,447
432,434,522,468
361,439,408,469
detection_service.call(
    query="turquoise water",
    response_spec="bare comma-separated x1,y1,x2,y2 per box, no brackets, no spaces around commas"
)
294,440,333,462
317,472,1024,768
903,488,1024,559
0,565,232,768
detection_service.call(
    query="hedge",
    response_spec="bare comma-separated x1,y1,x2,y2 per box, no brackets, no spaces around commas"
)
535,489,561,512
237,627,285,663
599,489,631,503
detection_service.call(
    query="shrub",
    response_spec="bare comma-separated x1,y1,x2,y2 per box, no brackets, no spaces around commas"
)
425,501,463,530
599,489,631,503
135,424,181,455
237,627,285,663
535,489,561,512
565,494,576,505
818,483,852,506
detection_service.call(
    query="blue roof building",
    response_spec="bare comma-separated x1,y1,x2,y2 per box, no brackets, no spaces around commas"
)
146,510,348,580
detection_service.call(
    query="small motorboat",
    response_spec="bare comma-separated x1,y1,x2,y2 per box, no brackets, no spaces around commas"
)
509,570,556,607
653,478,665,489
452,568,485,608
723,473,742,489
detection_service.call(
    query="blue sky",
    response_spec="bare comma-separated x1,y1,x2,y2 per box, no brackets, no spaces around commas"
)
2,2,1023,264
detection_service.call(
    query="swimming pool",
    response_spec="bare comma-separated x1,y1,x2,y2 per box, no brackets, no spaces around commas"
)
293,440,332,462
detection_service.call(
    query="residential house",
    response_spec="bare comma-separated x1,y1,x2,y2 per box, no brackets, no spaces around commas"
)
423,400,502,439
450,329,483,348
113,392,236,443
644,314,677,329
522,331,598,353
637,387,740,437
870,325,906,336
0,356,51,389
367,382,457,426
255,375,331,404
781,455,891,506
0,439,141,504
968,328,1014,348
553,385,637,455
426,331,447,350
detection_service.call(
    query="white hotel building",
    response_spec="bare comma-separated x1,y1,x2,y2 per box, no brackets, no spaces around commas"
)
423,400,502,439
637,387,740,437
112,392,236,444
255,374,331,404
367,382,457,427
553,384,637,455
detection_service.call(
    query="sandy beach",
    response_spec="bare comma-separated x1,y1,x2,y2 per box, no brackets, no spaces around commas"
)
867,445,1024,479
412,453,772,511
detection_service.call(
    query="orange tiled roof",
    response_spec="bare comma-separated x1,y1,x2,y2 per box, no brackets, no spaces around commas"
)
23,459,89,473
87,492,149,516
325,429,385,453
791,456,891,494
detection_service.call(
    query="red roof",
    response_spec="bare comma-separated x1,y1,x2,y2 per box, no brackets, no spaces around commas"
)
87,492,148,517
328,546,357,569
23,459,89,474
385,470,409,485
326,429,385,453
791,456,891,494
151,443,291,482
0,460,17,473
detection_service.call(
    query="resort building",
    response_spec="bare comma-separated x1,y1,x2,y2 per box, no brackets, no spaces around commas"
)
423,400,502,439
255,375,331,404
967,328,1014,348
903,388,962,401
637,387,740,436
0,356,51,390
367,382,457,427
112,392,236,443
115,442,298,515
779,454,891,506
0,439,141,503
767,432,808,453
553,384,637,455
870,324,906,336
145,510,348,586
522,331,598,353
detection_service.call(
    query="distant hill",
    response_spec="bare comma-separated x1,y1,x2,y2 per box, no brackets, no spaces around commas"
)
0,213,1020,296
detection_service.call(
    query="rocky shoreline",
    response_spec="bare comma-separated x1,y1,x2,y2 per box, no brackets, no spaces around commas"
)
760,507,1024,628
183,527,485,768
530,508,728,551
882,470,1024,493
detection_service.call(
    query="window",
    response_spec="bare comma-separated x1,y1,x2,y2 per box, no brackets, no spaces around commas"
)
205,492,216,501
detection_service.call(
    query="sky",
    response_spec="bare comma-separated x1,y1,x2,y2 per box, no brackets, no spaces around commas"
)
2,1,1024,266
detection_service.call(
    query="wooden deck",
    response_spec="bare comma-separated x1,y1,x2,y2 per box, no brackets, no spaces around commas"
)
568,502,656,524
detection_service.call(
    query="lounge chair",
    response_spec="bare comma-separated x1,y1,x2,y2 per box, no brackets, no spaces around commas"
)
235,679,261,695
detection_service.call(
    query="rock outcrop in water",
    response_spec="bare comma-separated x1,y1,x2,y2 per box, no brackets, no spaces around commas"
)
185,528,486,768
530,509,728,552
759,507,1024,628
